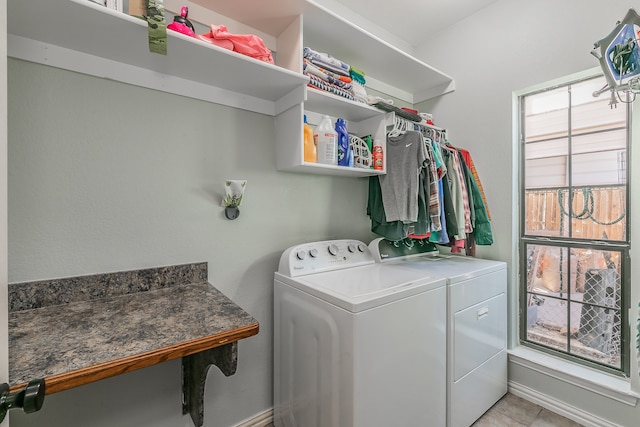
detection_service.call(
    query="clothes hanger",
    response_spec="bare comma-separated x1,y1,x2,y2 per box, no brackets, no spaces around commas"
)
388,115,410,137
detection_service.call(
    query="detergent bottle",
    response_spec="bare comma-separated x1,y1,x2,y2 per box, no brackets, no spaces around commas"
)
364,135,374,169
335,118,351,167
303,115,316,162
314,115,337,165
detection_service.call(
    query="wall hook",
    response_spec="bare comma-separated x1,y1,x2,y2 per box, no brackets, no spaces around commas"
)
224,205,240,220
222,180,246,220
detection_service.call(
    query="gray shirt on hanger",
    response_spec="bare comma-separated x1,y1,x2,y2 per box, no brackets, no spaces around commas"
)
378,130,427,223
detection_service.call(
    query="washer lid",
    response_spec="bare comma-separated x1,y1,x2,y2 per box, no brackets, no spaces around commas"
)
278,263,445,312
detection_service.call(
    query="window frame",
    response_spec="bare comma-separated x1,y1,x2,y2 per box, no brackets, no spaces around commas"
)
518,73,632,376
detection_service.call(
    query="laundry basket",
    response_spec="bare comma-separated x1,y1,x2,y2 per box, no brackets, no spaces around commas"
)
349,134,372,169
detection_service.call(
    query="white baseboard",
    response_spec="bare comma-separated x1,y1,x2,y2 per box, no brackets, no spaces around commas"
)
232,408,274,427
508,347,638,407
508,381,623,427
234,384,626,427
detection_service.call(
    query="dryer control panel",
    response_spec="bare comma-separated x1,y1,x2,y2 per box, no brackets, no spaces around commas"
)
369,237,439,262
277,239,374,277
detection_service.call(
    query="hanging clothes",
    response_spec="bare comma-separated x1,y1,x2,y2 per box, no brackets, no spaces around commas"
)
429,141,450,244
458,148,491,220
378,130,427,223
424,140,442,232
441,147,468,241
365,116,493,250
367,130,429,241
406,168,430,238
440,166,459,243
367,176,409,241
459,157,493,245
429,178,450,244
445,142,493,247
460,150,476,229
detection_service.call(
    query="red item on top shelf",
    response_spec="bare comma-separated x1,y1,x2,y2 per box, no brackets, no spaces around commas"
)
401,107,419,115
198,24,274,64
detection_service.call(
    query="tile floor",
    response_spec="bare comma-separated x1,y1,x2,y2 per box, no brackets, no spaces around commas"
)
472,393,583,427
267,393,585,427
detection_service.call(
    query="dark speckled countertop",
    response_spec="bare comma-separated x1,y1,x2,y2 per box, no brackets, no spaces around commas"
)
8,263,259,392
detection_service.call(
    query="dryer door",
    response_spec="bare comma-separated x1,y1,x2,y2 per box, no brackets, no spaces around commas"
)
453,293,507,381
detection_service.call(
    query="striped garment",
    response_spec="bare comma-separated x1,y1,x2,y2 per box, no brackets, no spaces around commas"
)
306,74,355,101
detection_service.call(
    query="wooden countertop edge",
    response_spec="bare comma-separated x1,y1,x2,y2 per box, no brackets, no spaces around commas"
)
10,321,259,394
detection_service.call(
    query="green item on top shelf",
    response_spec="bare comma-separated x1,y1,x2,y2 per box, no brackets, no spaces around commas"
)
350,66,366,85
147,0,167,55
351,66,366,76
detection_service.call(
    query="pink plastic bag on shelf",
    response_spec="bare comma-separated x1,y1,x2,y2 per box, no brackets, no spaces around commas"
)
197,24,274,64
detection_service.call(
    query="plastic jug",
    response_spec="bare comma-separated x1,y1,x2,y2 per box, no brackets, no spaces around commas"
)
364,135,374,169
303,115,316,162
335,118,351,167
314,115,337,165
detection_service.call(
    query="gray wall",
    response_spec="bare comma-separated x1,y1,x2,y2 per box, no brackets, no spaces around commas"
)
415,0,640,425
7,59,374,426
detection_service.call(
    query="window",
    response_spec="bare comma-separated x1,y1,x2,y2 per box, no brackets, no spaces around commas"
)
519,74,630,375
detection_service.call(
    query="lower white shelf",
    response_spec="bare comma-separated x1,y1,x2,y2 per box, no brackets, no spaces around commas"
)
275,90,387,176
278,161,384,177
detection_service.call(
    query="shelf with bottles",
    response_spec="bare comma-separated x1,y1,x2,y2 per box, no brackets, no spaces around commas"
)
8,0,308,116
275,87,386,176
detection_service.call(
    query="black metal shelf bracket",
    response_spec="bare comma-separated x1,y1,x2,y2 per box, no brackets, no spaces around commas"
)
182,342,238,427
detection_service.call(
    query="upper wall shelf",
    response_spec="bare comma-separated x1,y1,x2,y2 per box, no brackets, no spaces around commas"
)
302,0,455,104
187,0,455,104
8,0,454,115
7,0,308,116
189,0,303,39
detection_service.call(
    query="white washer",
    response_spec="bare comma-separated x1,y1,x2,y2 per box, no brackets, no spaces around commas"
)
369,238,508,427
274,239,447,427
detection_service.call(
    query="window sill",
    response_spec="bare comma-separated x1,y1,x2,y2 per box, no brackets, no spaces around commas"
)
508,346,639,407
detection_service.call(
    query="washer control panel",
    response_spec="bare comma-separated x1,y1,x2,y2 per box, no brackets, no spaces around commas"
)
278,240,373,277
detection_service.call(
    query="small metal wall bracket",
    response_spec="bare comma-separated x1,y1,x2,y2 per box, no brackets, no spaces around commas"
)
0,378,46,422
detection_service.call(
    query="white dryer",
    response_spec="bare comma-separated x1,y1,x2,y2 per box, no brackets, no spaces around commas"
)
274,239,447,427
370,238,508,427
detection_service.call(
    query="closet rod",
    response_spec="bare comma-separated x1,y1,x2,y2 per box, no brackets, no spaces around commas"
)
384,112,447,142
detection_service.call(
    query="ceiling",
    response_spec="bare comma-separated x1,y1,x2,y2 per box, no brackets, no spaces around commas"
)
333,0,500,48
